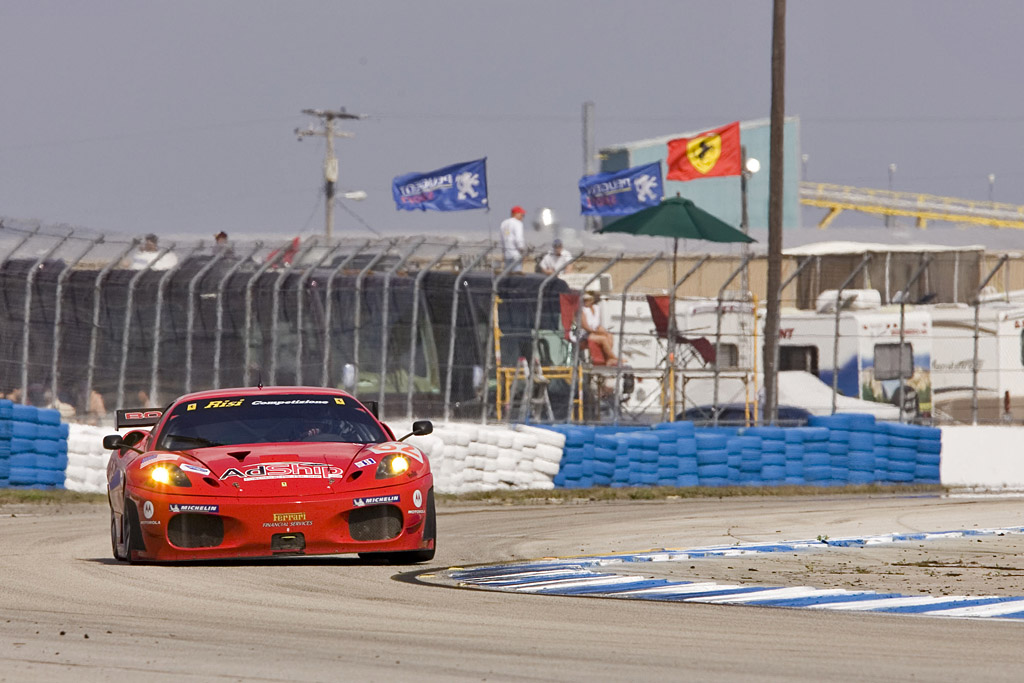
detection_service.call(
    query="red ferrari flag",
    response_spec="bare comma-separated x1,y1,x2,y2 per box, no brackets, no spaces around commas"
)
666,121,742,181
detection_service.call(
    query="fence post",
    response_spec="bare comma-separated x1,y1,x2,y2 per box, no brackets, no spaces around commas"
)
711,256,750,426
895,253,932,423
321,241,373,388
294,243,343,386
666,255,711,422
85,241,138,414
21,231,72,403
243,240,294,386
351,249,391,398
269,238,319,385
830,254,872,415
52,236,103,411
148,243,202,405
567,254,622,423
612,253,663,425
116,243,173,408
516,250,581,421
479,254,523,424
972,255,1009,424
410,241,457,420
184,250,229,394
377,239,425,419
519,252,584,423
443,247,491,422
213,242,263,389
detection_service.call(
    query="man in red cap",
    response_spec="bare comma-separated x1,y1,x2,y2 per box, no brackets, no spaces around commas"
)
499,205,527,272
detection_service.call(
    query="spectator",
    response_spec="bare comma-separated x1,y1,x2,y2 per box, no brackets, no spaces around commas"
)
213,231,234,257
499,206,527,272
128,233,179,271
581,290,618,366
539,239,573,275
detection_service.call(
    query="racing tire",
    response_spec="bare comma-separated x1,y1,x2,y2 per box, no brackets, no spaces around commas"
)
122,494,145,564
110,506,126,562
359,490,436,564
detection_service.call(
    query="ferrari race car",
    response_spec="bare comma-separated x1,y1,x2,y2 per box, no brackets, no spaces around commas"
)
105,386,435,563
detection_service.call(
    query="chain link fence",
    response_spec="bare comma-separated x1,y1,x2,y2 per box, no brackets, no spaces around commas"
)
1,219,1021,426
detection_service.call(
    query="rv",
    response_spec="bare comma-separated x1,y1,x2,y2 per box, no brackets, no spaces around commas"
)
595,289,932,419
927,301,1024,422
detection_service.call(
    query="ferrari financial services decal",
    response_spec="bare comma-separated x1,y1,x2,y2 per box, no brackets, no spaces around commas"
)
219,463,343,481
179,463,210,475
353,494,400,507
272,512,306,522
169,503,219,513
354,458,376,468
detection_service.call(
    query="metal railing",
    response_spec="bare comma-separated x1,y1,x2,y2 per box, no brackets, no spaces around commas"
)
0,220,1022,426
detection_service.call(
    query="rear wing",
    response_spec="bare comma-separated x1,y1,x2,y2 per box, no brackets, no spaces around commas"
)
115,408,164,430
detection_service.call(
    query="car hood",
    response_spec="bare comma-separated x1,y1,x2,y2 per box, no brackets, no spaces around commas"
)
187,442,374,497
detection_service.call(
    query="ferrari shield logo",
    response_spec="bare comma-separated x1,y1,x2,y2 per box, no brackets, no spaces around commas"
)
686,133,722,175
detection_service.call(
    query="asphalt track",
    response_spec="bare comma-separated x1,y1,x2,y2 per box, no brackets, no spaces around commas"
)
1,494,1023,682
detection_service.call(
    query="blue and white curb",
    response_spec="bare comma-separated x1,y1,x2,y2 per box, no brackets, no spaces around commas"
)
446,527,1024,621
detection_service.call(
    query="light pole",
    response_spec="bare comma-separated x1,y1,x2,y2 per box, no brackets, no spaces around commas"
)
801,153,808,181
887,163,897,228
988,173,996,202
740,147,760,294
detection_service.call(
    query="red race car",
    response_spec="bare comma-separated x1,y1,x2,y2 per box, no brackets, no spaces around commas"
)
104,386,435,563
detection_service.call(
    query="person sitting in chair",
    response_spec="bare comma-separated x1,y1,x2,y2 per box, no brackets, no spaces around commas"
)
581,291,618,366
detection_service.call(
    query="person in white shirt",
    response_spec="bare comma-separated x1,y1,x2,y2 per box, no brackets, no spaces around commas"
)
539,239,573,275
499,205,526,271
581,290,618,366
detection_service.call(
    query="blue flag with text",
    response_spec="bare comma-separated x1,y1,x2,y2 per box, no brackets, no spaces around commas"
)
579,162,663,216
392,158,488,211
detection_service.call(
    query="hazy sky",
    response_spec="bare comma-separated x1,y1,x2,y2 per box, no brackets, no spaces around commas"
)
2,1,1023,245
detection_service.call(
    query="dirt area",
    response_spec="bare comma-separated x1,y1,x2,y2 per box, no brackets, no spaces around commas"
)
613,533,1024,596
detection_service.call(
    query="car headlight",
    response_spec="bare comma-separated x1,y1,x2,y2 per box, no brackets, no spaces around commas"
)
148,464,192,487
375,453,411,480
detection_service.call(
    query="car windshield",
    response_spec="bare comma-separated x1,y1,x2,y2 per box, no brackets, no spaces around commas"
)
154,394,387,450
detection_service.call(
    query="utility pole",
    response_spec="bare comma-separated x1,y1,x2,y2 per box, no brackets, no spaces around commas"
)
763,0,786,424
296,107,363,239
582,101,597,233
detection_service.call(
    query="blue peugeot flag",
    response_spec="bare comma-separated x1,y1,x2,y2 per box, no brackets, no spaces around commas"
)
579,161,663,216
392,158,488,211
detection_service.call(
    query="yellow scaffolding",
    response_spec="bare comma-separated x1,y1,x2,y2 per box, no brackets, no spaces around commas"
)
800,182,1024,230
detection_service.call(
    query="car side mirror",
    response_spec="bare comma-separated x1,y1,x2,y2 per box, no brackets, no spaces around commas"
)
103,434,145,455
398,420,433,441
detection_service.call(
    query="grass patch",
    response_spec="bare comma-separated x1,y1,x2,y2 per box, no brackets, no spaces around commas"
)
0,489,107,505
437,483,945,505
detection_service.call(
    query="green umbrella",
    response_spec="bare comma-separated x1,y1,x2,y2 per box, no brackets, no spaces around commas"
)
600,196,753,242
599,195,754,282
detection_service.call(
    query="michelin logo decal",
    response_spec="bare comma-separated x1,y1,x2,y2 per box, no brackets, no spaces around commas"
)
353,495,400,507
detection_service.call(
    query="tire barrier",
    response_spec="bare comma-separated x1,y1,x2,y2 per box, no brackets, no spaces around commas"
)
390,421,566,494
65,424,113,493
3,412,945,494
0,399,68,489
543,414,942,489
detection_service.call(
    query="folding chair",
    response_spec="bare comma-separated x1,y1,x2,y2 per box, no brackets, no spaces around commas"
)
645,295,716,367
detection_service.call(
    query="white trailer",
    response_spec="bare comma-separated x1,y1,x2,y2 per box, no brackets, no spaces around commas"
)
927,302,1024,422
776,306,932,418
